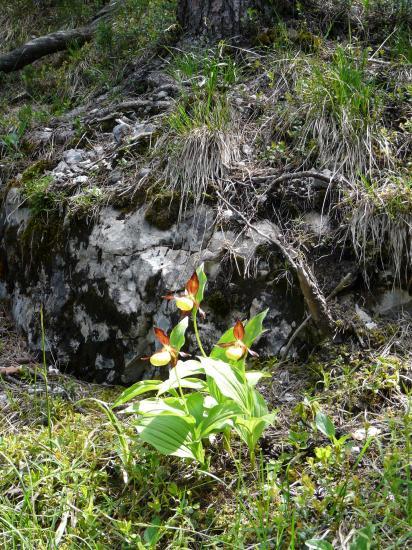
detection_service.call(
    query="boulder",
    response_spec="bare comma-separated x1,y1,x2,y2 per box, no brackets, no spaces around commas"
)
0,189,304,383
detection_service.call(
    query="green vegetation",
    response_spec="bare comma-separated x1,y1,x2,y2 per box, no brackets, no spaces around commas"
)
21,174,57,216
1,1,412,548
284,46,387,175
1,333,411,547
168,49,238,133
113,266,273,466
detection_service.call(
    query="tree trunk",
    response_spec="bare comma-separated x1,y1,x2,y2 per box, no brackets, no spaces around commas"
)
177,0,297,38
177,0,268,38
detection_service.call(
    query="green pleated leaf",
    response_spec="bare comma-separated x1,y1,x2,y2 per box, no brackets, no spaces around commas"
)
157,360,205,396
132,396,194,417
245,370,271,386
195,263,207,305
200,357,251,411
198,402,241,438
186,392,205,424
136,414,196,459
169,317,189,351
315,411,336,440
158,377,206,396
170,360,205,379
113,380,162,408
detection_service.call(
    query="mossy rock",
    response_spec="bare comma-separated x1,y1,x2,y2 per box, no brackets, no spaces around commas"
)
144,192,181,230
296,29,322,52
20,212,65,268
21,159,55,185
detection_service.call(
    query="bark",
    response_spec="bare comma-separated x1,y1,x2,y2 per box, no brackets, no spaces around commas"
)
0,1,121,73
177,0,297,37
0,28,94,73
177,0,267,37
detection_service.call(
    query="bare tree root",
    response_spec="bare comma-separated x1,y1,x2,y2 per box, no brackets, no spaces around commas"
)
0,0,123,73
281,272,355,359
216,191,335,337
251,170,348,188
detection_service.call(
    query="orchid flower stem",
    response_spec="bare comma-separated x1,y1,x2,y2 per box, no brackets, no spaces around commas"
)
193,309,207,357
174,367,190,415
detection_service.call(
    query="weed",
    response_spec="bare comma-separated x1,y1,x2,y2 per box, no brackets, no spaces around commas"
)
283,46,390,176
21,175,58,217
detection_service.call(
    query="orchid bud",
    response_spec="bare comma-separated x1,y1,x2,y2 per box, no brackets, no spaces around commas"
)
150,350,172,367
175,296,195,312
225,343,245,361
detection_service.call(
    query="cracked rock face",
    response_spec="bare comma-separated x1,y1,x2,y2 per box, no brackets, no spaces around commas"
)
0,190,303,383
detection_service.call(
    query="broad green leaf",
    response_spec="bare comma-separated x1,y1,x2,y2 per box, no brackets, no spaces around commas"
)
305,539,334,550
169,317,189,351
243,309,268,348
129,397,193,418
144,515,161,546
235,413,275,451
170,360,205,379
136,414,196,459
349,525,374,550
157,360,206,395
195,263,207,305
200,357,251,412
204,395,219,409
250,387,270,417
198,402,241,438
113,380,162,408
186,392,205,424
245,370,271,386
315,411,336,440
157,376,206,396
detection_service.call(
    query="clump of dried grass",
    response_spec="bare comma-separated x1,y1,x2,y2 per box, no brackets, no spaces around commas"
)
164,125,241,216
280,46,392,178
347,174,412,283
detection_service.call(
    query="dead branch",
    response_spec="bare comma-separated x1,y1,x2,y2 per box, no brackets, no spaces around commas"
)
0,366,23,375
0,1,123,73
216,191,335,336
252,170,348,188
281,272,355,358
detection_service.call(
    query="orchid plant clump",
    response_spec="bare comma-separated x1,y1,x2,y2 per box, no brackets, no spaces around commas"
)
113,265,275,465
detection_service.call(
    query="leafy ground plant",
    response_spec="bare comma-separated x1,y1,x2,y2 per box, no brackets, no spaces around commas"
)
113,265,275,466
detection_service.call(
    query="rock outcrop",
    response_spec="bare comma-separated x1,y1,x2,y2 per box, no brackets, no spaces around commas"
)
0,186,302,383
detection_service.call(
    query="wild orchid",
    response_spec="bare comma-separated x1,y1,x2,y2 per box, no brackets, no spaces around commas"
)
215,320,259,361
114,265,274,466
147,327,189,367
164,271,205,317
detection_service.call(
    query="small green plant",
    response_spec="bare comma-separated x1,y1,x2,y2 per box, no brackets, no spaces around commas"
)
22,174,57,216
114,265,274,466
288,45,388,175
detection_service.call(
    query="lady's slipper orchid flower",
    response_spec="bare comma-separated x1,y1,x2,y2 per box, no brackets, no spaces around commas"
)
217,320,259,361
164,272,205,317
146,327,189,368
